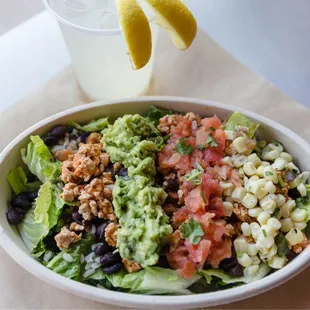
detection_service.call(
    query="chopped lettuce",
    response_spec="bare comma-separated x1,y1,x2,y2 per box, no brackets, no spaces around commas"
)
296,184,310,222
18,182,66,257
21,136,61,183
225,112,259,138
201,263,270,286
146,106,173,126
46,234,94,280
90,267,200,295
69,118,109,132
6,166,41,195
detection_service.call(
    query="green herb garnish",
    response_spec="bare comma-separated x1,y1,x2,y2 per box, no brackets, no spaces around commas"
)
262,229,267,237
275,233,290,258
175,138,194,155
197,136,219,150
184,169,203,185
236,252,243,258
195,161,204,172
201,191,207,203
265,171,274,177
278,174,285,187
210,127,216,131
180,218,204,245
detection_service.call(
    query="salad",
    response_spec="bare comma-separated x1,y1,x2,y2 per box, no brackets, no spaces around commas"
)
5,106,310,295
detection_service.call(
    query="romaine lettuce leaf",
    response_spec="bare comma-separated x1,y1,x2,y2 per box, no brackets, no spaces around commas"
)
46,234,94,280
296,184,310,222
18,182,66,257
21,136,61,183
6,166,41,195
225,112,259,138
105,267,200,295
201,263,270,285
69,118,109,132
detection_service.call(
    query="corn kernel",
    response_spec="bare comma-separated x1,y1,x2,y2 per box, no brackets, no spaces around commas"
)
259,253,269,262
281,200,296,218
280,218,294,233
257,234,274,249
267,218,282,231
247,153,262,167
261,224,277,238
250,222,261,240
250,255,261,265
232,187,247,203
263,166,277,182
260,194,277,208
297,183,307,197
223,187,234,197
257,179,268,187
269,142,284,152
223,201,233,217
272,158,287,171
300,171,310,183
220,181,234,190
257,211,271,225
222,156,234,167
280,152,293,162
285,228,303,246
237,253,252,267
261,199,277,214
261,161,271,167
268,256,286,269
264,181,276,194
233,155,248,168
276,194,286,207
225,197,234,203
244,265,259,277
238,167,245,178
262,149,280,161
243,162,257,176
257,140,267,148
291,208,307,222
242,193,258,209
247,244,258,256
267,244,277,258
286,162,300,174
248,207,263,218
233,137,248,153
256,240,269,255
250,182,268,200
224,130,237,140
234,238,248,253
256,166,265,177
294,221,307,230
241,222,252,236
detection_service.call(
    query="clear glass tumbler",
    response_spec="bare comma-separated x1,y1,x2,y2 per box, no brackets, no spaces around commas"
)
43,0,158,101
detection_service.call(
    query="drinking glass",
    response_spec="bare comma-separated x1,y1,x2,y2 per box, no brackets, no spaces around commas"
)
43,0,158,100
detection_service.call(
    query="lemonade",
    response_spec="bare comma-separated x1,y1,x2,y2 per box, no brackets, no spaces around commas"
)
44,0,158,100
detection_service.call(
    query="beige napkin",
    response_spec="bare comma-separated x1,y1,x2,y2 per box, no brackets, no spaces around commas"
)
1,29,310,309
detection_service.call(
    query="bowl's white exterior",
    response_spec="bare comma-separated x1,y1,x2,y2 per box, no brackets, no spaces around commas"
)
0,96,310,309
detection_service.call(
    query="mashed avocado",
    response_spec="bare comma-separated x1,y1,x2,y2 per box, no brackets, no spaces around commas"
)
102,114,172,267
113,176,172,267
102,114,163,179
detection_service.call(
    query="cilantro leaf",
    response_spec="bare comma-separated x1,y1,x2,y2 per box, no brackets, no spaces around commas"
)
175,138,194,155
210,127,216,131
195,162,204,172
184,169,203,185
197,136,218,150
180,218,204,245
278,174,285,187
265,171,274,177
146,106,173,126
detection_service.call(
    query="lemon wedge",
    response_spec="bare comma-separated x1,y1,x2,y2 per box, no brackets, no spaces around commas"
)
143,0,197,50
116,0,152,70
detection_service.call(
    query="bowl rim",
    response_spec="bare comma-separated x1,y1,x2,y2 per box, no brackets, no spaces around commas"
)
1,95,310,308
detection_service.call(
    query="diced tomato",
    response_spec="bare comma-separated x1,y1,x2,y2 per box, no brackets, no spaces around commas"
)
201,115,222,130
212,223,227,242
184,187,205,213
213,129,226,152
208,197,224,218
192,212,215,232
230,169,242,187
175,154,192,174
190,149,204,168
172,206,190,228
203,148,223,164
207,238,232,268
181,180,196,196
213,165,231,180
196,128,210,146
185,239,211,265
171,117,192,137
201,173,221,202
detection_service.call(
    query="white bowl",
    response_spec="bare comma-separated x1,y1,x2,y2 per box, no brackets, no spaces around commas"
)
1,96,310,309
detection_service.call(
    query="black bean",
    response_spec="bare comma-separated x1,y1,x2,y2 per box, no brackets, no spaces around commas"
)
156,255,170,268
72,210,83,225
26,174,36,182
102,262,123,275
7,208,25,225
27,191,38,201
285,171,297,182
166,179,179,191
44,235,60,253
219,253,244,277
51,125,68,138
11,194,32,210
288,188,300,200
226,264,244,277
100,252,122,266
96,222,109,239
94,242,112,256
43,135,59,146
118,168,128,178
79,132,90,143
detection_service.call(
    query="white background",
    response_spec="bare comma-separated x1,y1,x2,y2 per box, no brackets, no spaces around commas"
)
1,0,310,110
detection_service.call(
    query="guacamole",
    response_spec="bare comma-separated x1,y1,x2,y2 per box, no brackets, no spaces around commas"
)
102,114,172,267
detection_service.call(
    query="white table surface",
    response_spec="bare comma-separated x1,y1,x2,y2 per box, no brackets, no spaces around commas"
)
1,0,310,109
